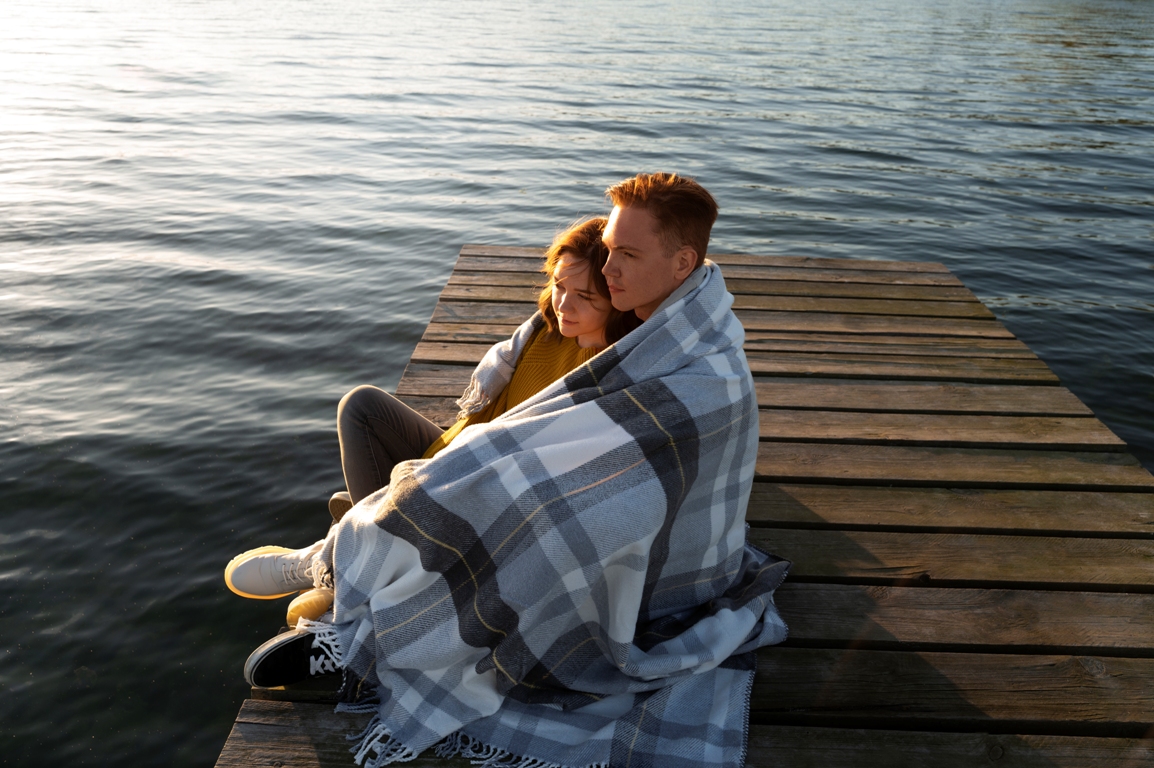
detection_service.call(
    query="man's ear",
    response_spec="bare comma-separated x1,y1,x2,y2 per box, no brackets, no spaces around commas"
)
673,246,697,281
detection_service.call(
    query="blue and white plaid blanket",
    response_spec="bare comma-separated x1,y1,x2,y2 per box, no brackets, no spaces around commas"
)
309,262,789,768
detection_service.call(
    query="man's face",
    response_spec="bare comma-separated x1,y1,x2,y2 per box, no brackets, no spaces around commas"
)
601,205,696,321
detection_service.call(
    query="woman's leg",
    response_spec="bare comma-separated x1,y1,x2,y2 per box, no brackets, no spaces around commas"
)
337,385,444,503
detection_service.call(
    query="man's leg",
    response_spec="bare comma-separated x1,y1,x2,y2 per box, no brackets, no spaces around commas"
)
337,385,444,503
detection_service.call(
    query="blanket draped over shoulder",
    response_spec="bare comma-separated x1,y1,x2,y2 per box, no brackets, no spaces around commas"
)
309,262,790,768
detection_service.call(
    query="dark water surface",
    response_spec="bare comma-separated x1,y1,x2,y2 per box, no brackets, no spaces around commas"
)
2,0,1152,764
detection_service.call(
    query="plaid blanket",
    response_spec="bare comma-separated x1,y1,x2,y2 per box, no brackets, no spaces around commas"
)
309,262,789,768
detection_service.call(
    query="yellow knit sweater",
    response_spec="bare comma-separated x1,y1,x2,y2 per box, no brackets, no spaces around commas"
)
422,329,600,459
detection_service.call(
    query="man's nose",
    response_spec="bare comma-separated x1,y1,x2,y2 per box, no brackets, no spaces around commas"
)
602,253,619,276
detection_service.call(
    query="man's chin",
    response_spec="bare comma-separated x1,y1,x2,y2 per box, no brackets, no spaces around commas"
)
609,295,633,312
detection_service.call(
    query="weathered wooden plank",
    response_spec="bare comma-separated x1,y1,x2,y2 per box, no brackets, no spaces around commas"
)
746,331,1031,352
421,322,521,344
216,699,468,768
448,270,982,303
744,337,1036,359
428,299,540,324
737,294,994,318
448,271,545,286
429,300,1012,338
746,350,1057,383
395,376,1094,420
756,442,1154,490
750,528,1154,591
716,262,965,286
438,283,539,303
751,648,1154,737
396,393,1117,447
395,363,473,397
399,394,1135,449
418,324,1038,359
451,255,558,274
405,341,1058,383
753,380,1092,415
396,395,460,427
747,484,1154,536
438,282,993,318
732,277,977,300
459,244,953,274
777,584,1154,655
248,674,343,704
453,255,964,286
758,410,1123,450
745,724,1154,768
410,342,491,365
735,309,1012,338
717,253,951,273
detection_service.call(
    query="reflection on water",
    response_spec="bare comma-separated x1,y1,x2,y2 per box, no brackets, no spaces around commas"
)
1,0,1152,764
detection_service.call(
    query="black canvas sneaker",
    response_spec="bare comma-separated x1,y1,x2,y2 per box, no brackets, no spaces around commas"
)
243,628,340,688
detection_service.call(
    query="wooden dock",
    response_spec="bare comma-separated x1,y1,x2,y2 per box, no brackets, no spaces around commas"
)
217,246,1154,767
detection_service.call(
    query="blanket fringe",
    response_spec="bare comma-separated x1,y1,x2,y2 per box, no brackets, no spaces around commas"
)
434,731,607,768
296,618,384,710
348,714,420,767
344,724,608,768
335,697,381,715
454,377,490,420
296,618,344,666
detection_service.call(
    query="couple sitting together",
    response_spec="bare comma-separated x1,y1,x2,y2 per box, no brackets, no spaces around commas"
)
224,172,789,768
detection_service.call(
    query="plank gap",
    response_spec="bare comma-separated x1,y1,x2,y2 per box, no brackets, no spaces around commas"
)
777,637,1154,660
757,436,1127,452
782,576,1154,595
747,520,1154,540
749,714,1154,741
751,371,1062,386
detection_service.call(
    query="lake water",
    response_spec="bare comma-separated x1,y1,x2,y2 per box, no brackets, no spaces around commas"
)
2,0,1152,764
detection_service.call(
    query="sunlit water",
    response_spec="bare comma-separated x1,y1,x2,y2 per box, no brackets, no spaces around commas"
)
2,1,1152,764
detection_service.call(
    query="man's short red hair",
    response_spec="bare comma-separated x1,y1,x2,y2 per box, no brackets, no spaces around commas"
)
605,172,718,269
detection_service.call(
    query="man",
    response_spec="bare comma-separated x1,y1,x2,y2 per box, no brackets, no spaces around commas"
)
224,172,788,768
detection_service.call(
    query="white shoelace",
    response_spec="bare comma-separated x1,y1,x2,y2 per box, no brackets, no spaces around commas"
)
309,636,338,675
279,555,314,587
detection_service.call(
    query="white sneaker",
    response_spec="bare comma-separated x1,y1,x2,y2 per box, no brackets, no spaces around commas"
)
224,542,322,600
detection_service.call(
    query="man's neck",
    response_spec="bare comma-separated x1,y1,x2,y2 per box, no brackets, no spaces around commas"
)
636,264,708,321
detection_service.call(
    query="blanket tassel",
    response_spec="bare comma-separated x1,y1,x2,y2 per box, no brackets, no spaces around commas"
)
435,731,607,768
347,714,419,768
296,617,344,666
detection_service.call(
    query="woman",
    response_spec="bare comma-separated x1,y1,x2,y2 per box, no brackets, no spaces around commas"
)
225,216,639,603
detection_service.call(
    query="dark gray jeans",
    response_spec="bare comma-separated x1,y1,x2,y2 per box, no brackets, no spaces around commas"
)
337,385,444,503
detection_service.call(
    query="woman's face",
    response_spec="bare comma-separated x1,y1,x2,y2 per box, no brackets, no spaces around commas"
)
551,252,612,348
